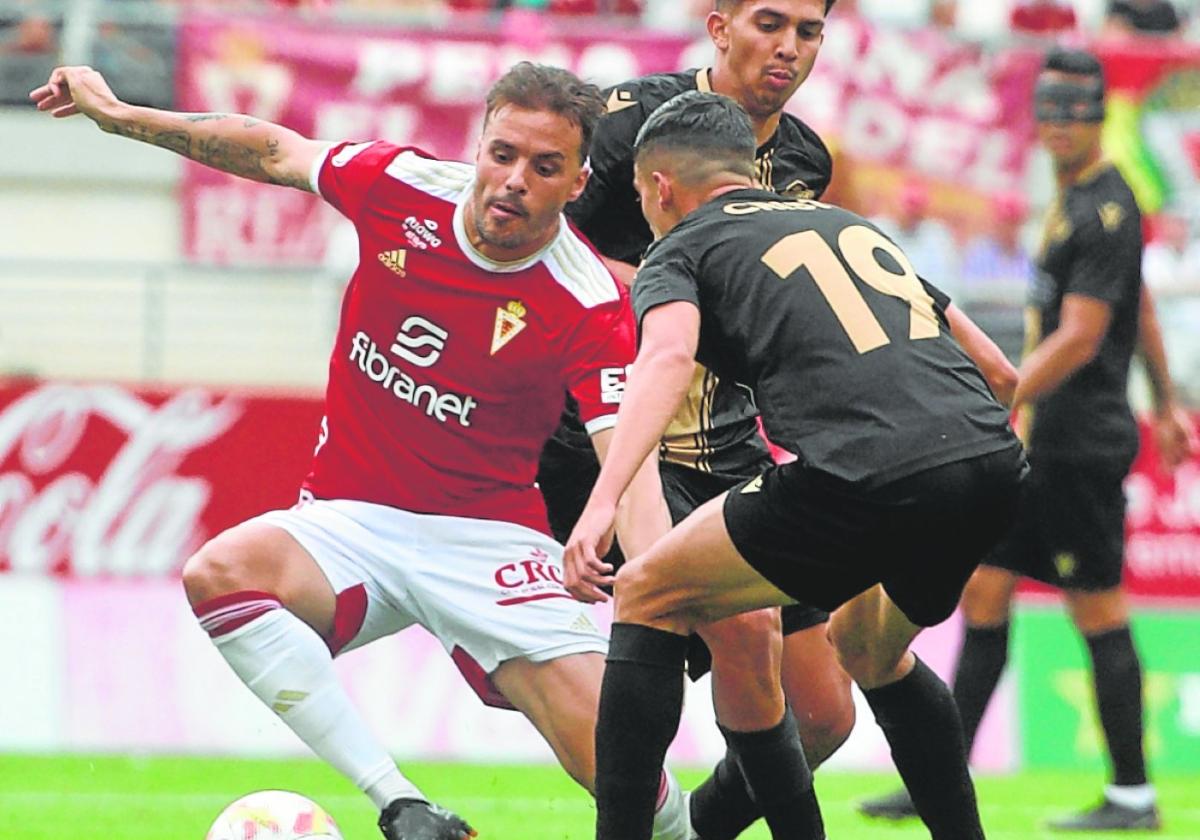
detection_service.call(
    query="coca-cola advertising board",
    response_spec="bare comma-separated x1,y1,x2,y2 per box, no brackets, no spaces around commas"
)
0,380,320,578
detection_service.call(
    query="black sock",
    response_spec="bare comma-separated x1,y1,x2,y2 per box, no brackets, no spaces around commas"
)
863,657,984,840
1085,626,1149,787
951,622,1010,758
595,623,689,840
688,748,758,840
723,706,824,839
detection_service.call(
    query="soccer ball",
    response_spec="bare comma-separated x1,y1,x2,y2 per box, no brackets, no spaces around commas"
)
206,790,344,840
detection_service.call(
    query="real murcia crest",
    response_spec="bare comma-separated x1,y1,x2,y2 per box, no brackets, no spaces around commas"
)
491,300,527,355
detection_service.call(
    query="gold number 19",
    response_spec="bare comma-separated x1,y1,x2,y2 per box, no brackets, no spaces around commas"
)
761,225,939,354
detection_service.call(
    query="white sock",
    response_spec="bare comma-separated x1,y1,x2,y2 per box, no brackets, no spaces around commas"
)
651,769,694,840
1105,783,1156,810
213,608,425,810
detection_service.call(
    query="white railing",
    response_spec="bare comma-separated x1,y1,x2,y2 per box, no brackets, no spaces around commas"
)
0,260,338,388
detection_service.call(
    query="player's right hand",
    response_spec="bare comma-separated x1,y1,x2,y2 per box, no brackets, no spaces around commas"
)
29,66,121,122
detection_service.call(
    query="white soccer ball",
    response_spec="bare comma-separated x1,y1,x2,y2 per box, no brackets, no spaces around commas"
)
205,790,344,840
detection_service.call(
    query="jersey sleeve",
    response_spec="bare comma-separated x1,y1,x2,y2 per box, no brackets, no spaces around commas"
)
562,299,637,435
312,140,404,223
919,276,953,311
631,238,702,337
1065,196,1140,305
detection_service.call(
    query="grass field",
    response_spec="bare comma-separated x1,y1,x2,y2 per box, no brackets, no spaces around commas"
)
1,755,1195,839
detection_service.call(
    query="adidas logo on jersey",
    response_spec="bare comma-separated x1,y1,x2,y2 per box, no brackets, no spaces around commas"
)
378,249,407,276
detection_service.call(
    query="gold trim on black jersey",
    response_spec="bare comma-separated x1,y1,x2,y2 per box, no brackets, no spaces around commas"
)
660,363,722,473
695,67,713,93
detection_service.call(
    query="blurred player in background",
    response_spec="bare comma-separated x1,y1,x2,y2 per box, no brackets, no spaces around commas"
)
31,61,695,840
542,3,857,836
861,47,1198,832
565,90,1028,840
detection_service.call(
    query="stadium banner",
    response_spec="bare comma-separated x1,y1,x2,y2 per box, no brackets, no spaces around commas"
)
175,16,712,264
1015,606,1200,773
174,15,1047,264
0,380,319,578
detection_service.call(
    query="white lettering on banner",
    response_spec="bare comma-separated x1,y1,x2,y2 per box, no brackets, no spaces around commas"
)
195,58,295,122
0,384,241,576
192,185,327,264
353,40,427,98
1126,464,1200,530
430,41,495,104
315,103,419,151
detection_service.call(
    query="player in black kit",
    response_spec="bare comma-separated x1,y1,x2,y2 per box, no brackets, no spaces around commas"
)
884,48,1193,833
564,91,1027,840
541,2,855,837
862,47,1196,831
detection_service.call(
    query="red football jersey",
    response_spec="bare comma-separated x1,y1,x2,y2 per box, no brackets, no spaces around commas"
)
302,141,633,534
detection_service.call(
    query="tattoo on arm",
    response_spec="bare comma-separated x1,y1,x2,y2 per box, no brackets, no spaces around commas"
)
106,112,307,189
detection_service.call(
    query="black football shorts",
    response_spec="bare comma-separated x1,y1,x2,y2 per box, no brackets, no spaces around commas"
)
983,456,1128,591
723,443,1028,628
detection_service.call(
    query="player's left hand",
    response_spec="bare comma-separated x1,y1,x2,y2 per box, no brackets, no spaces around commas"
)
563,502,618,604
1154,404,1198,470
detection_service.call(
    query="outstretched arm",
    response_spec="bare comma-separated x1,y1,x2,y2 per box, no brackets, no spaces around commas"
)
31,65,326,191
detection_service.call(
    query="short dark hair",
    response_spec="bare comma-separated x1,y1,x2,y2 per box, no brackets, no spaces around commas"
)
716,0,838,14
1042,47,1105,89
484,62,605,165
633,91,757,184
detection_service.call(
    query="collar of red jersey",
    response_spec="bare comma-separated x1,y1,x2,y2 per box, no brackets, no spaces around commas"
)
453,183,565,273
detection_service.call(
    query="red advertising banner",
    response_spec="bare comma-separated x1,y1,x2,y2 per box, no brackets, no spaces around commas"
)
799,18,1042,194
175,16,708,264
175,14,1051,264
0,381,320,577
1122,414,1200,600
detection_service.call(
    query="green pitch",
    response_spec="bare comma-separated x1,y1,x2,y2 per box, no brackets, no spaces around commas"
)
1,755,1196,839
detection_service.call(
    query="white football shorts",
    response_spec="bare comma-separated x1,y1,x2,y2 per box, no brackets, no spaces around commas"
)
253,498,608,677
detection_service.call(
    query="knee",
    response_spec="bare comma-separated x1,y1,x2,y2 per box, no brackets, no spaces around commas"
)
704,611,781,683
790,678,855,767
780,633,855,765
612,559,691,630
828,621,906,689
181,535,248,606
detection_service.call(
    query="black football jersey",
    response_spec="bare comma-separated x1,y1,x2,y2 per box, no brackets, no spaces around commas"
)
633,190,1018,488
558,67,833,474
1027,162,1143,466
568,67,833,264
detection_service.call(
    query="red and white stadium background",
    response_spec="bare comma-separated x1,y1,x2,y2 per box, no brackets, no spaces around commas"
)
0,379,1196,766
175,14,1048,264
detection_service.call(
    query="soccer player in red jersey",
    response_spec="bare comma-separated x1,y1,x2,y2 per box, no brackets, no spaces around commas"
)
31,62,692,840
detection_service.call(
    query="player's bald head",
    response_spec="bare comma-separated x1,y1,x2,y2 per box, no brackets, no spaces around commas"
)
634,91,757,187
716,0,838,13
